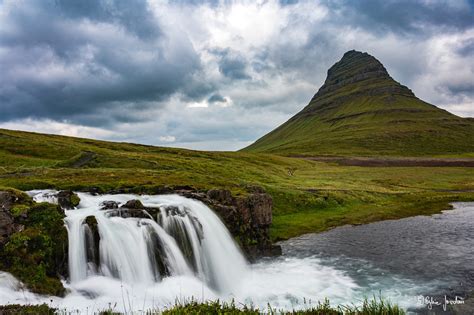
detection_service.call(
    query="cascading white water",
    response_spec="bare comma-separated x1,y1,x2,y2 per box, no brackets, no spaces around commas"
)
61,193,248,293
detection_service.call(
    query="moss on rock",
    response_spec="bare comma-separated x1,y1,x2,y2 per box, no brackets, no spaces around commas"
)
0,202,68,296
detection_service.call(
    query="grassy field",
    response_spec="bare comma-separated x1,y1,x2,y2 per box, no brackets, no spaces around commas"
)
1,128,474,241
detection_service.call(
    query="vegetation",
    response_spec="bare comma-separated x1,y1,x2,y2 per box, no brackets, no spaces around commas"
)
1,128,473,242
159,297,405,314
0,304,57,315
0,297,405,314
0,200,68,296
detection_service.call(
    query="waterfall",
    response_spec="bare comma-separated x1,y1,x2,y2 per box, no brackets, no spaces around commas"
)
55,193,248,293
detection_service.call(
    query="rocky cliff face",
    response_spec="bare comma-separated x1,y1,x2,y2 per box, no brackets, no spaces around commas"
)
163,187,280,260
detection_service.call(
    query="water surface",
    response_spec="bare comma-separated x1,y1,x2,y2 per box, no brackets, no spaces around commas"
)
280,202,474,312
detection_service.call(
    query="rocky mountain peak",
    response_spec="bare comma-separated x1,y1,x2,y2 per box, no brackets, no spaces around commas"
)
311,50,414,102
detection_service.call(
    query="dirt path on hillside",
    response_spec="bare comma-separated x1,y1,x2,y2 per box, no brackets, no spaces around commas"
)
295,156,474,167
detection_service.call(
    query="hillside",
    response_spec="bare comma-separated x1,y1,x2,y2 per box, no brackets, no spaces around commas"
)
243,50,474,157
1,128,474,241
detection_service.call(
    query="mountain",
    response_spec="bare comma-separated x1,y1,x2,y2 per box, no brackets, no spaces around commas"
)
243,50,474,157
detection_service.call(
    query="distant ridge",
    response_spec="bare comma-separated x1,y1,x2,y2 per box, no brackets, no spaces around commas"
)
243,50,474,156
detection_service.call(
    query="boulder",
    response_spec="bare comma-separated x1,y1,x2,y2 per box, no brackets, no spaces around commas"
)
121,199,144,209
57,190,80,210
100,200,119,210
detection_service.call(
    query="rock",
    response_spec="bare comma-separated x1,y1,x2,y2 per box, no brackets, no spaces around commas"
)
245,185,266,194
83,216,100,270
0,206,16,245
106,208,152,219
0,191,24,245
100,200,119,210
121,199,144,209
57,190,80,210
246,193,273,226
86,185,278,260
0,191,14,212
207,189,234,205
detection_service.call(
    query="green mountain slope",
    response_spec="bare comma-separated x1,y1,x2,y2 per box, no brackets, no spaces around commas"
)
243,50,474,156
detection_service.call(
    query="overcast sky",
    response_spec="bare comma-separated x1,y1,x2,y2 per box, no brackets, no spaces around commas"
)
1,0,473,150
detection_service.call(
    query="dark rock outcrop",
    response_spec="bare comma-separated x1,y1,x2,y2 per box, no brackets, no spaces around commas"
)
100,200,119,210
0,191,23,245
57,190,80,210
308,50,415,109
121,199,144,209
173,187,280,260
84,216,100,271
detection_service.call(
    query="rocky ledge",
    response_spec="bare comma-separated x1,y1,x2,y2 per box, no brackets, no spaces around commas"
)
98,186,281,261
176,187,281,260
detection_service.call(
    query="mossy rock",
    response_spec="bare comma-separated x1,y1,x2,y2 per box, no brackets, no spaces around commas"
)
10,204,29,218
0,187,33,205
121,199,144,209
0,202,68,296
57,190,80,209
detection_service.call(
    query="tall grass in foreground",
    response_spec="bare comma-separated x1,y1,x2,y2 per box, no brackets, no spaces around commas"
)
0,297,406,314
159,297,405,315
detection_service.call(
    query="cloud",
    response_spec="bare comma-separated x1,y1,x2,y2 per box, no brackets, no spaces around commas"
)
0,0,202,125
218,52,251,80
0,0,473,150
208,94,226,103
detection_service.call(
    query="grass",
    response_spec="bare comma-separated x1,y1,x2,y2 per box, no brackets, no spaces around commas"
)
1,128,473,241
130,297,405,314
0,297,406,314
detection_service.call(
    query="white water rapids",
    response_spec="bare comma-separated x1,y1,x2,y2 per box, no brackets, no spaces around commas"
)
0,191,422,313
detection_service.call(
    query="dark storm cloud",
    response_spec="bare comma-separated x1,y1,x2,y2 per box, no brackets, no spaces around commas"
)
444,83,474,97
457,38,474,56
54,0,161,39
0,0,202,125
215,49,251,80
208,94,226,103
329,0,474,35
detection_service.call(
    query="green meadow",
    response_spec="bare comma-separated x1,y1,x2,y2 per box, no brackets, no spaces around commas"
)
2,128,473,241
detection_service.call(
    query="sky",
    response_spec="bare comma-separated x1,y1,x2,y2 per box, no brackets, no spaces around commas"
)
1,0,473,151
